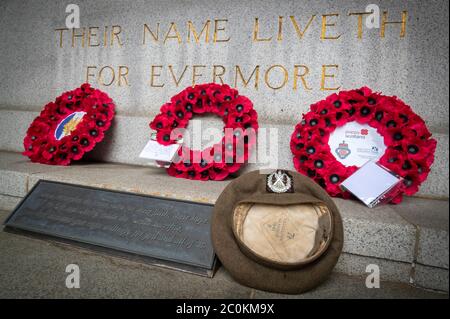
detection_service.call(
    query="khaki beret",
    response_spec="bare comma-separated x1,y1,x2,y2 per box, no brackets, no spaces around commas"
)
211,169,344,294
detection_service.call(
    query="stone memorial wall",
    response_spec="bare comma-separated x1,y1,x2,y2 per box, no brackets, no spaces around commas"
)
0,0,448,197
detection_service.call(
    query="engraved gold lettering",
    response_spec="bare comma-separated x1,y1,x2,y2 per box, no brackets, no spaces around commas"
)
381,11,407,38
253,18,272,42
235,65,260,89
188,20,211,43
321,64,341,91
151,65,164,87
99,66,115,86
192,65,206,86
265,65,288,90
289,15,316,39
293,65,312,90
111,25,123,47
143,23,160,44
321,14,341,40
348,12,371,39
86,66,97,83
55,28,69,48
118,66,129,86
277,16,283,41
213,65,226,84
71,27,85,47
213,19,230,42
164,22,182,44
88,27,100,47
168,65,188,86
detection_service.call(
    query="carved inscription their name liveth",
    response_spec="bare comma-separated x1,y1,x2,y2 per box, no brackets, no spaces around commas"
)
54,10,408,91
4,181,216,276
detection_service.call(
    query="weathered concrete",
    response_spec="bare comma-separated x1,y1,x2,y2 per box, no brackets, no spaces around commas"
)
1,151,448,291
0,211,446,299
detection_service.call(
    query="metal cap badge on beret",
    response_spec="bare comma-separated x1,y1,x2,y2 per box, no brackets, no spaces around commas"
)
211,169,344,294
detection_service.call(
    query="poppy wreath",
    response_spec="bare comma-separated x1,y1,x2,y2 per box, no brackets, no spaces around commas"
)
290,87,437,204
149,83,258,181
23,83,115,165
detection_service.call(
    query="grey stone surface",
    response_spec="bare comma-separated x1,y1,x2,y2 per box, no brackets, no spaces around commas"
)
0,212,446,298
335,253,412,284
335,198,417,263
0,194,21,212
418,132,450,198
27,162,229,204
414,264,449,292
0,149,72,197
396,197,449,269
0,0,448,132
0,109,37,153
0,170,29,197
1,110,448,198
252,273,447,299
1,150,448,267
0,228,251,298
417,228,449,270
396,197,449,231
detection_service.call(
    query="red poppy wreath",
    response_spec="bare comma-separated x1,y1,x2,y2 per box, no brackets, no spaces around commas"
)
149,83,258,181
23,83,115,165
290,87,437,204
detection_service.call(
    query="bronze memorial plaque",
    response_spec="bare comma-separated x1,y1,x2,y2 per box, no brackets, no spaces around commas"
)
4,180,216,277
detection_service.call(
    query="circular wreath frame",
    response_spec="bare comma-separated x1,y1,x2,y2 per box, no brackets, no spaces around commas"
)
23,83,115,165
290,87,437,204
149,83,258,181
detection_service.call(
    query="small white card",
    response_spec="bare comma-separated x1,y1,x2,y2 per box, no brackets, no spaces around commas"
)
328,122,387,167
139,139,181,167
340,161,402,208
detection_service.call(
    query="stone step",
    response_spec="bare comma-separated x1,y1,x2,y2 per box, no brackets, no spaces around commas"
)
1,109,448,198
0,150,448,292
0,210,446,299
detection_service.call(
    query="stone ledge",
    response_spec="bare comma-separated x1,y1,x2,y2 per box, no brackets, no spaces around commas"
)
0,150,448,291
1,109,448,198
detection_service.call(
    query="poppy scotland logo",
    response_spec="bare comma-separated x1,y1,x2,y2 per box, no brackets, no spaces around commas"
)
361,129,369,135
335,141,351,159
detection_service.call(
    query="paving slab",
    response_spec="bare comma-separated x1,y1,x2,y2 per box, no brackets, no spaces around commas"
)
252,273,447,299
414,264,449,293
335,198,416,263
395,197,449,269
0,216,446,299
334,253,412,284
0,194,21,212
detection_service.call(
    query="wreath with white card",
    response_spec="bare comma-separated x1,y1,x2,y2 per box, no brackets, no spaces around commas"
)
290,87,437,204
